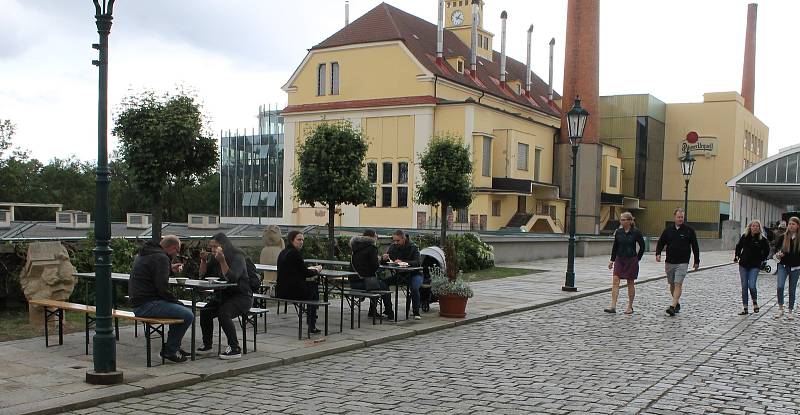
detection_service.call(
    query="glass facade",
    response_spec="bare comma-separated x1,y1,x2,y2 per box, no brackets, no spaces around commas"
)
220,106,285,219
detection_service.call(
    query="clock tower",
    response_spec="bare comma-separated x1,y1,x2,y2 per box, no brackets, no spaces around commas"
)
444,0,493,61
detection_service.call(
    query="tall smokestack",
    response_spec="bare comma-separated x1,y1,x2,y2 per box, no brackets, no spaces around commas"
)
548,37,555,101
436,0,444,65
525,25,533,94
500,11,508,87
470,0,478,74
345,1,349,26
741,3,757,113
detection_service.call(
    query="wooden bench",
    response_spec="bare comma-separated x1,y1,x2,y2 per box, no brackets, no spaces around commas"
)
178,300,268,354
254,294,329,340
340,288,392,329
28,298,184,367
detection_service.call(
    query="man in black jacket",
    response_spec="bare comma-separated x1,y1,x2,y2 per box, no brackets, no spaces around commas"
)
655,208,700,316
129,235,194,363
382,230,423,320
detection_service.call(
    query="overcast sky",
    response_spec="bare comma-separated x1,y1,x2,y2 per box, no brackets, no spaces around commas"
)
1,0,797,162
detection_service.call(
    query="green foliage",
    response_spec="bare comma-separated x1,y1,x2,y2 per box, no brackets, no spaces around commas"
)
113,88,217,239
409,233,493,273
429,265,473,298
297,233,353,261
0,119,15,159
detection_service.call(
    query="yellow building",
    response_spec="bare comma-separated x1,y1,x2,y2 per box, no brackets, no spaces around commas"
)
280,2,567,232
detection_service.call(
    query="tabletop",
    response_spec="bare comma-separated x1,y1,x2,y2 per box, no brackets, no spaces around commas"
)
74,272,236,289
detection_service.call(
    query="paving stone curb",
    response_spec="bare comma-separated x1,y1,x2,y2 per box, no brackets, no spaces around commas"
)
7,261,733,415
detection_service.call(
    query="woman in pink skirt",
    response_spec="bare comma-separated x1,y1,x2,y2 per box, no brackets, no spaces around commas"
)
605,212,646,314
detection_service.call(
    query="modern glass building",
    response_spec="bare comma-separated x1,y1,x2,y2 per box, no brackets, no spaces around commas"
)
220,105,284,222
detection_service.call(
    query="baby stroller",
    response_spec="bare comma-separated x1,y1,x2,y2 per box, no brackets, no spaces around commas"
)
419,246,446,312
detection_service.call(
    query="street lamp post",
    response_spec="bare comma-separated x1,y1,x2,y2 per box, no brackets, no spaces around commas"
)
680,149,696,223
86,0,122,385
562,96,589,292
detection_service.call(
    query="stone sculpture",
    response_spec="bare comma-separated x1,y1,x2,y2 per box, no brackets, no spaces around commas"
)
259,225,284,285
21,242,77,324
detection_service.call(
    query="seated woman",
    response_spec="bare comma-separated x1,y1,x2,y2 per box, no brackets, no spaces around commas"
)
276,231,323,334
349,229,394,320
197,232,253,360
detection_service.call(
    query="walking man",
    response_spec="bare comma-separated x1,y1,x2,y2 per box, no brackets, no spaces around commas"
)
655,208,700,316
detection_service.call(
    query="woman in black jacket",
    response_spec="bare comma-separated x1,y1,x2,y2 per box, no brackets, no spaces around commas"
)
349,229,393,320
276,231,322,333
734,220,770,315
605,212,645,315
773,216,800,320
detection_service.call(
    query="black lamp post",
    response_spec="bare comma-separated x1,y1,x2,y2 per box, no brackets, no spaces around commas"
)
86,0,122,385
680,149,696,223
562,96,589,292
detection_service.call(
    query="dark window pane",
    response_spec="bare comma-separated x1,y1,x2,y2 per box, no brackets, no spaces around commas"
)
398,162,409,184
382,186,392,207
398,187,408,207
457,208,468,223
482,137,491,177
382,162,393,184
367,162,377,183
366,186,376,207
492,200,501,216
317,64,326,96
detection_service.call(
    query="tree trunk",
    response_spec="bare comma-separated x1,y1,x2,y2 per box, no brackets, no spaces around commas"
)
151,194,163,242
439,202,448,248
328,203,336,260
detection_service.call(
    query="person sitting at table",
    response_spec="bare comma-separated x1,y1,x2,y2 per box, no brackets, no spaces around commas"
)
129,235,194,363
276,231,323,334
197,232,253,360
350,229,394,320
382,229,423,320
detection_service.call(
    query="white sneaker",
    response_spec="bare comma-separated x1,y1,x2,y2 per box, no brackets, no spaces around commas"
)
219,346,242,360
787,310,794,320
413,313,422,320
774,309,784,320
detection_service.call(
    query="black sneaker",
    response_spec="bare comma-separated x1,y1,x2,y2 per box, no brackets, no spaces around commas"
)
384,311,395,320
666,306,676,317
160,350,187,363
219,346,241,360
309,327,322,334
197,344,213,352
675,303,681,313
367,309,377,318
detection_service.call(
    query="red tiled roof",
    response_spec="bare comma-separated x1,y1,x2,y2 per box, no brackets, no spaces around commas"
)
311,2,561,118
282,95,439,114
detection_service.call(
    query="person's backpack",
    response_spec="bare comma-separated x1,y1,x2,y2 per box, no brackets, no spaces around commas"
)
244,257,263,294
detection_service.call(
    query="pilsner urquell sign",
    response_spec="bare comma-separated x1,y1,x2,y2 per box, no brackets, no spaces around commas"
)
679,137,718,158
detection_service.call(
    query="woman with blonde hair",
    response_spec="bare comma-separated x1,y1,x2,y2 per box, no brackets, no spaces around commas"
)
734,219,770,315
773,216,800,320
605,212,645,314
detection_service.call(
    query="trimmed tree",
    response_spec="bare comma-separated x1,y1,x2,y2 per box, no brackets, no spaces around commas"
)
292,122,374,259
416,133,473,247
112,89,217,241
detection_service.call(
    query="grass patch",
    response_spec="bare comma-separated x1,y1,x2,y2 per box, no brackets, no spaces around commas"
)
0,307,90,342
463,266,545,282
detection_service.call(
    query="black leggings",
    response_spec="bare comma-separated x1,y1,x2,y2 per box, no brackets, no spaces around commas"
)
200,295,251,349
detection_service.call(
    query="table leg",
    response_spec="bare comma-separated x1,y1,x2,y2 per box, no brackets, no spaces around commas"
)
190,290,197,361
394,272,399,322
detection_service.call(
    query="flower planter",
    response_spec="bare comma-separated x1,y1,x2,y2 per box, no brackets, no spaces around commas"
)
438,294,468,318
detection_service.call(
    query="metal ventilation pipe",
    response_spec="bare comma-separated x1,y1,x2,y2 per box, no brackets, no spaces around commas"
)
437,0,444,64
500,10,507,86
548,37,555,101
345,1,349,26
525,24,533,94
470,0,478,74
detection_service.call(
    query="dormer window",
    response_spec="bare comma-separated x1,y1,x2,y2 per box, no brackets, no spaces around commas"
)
457,60,464,74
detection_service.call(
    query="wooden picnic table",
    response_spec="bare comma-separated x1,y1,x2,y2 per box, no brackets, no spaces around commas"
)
379,264,424,322
74,272,236,361
304,258,351,268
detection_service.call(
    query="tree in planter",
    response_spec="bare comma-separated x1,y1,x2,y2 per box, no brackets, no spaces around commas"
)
113,89,217,241
292,122,374,259
416,134,473,250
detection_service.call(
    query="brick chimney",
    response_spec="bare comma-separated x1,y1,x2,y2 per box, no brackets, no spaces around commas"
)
560,0,599,144
741,3,757,113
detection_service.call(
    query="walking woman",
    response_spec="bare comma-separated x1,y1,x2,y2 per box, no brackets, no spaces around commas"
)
605,212,646,314
773,216,800,320
734,219,770,315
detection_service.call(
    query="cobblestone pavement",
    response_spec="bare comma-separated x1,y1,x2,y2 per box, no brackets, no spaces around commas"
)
63,264,798,414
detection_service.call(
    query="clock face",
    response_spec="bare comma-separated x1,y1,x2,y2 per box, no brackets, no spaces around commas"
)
451,10,464,26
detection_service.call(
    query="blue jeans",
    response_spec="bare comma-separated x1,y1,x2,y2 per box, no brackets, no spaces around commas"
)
738,266,759,307
776,264,800,309
407,273,424,314
134,300,194,355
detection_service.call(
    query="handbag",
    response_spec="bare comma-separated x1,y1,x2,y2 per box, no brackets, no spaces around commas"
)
363,275,382,291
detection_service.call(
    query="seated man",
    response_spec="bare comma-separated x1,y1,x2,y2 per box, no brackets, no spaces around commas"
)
382,229,423,320
129,235,194,363
276,230,323,334
198,232,254,360
349,229,394,320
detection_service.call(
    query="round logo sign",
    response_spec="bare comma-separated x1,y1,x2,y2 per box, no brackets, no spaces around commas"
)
686,131,699,144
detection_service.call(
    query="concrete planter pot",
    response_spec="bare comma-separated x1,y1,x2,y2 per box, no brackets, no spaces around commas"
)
438,294,468,318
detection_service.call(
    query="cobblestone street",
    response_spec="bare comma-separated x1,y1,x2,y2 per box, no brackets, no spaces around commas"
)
63,264,798,414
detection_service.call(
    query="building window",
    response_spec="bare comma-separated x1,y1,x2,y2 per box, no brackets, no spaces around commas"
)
491,200,501,216
381,186,392,207
382,162,393,184
483,36,488,49
367,162,377,183
517,143,529,171
330,62,340,95
317,64,326,96
482,136,491,177
398,162,408,184
456,208,468,223
610,165,619,188
397,186,408,207
366,186,377,207
456,59,464,74
534,147,542,181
